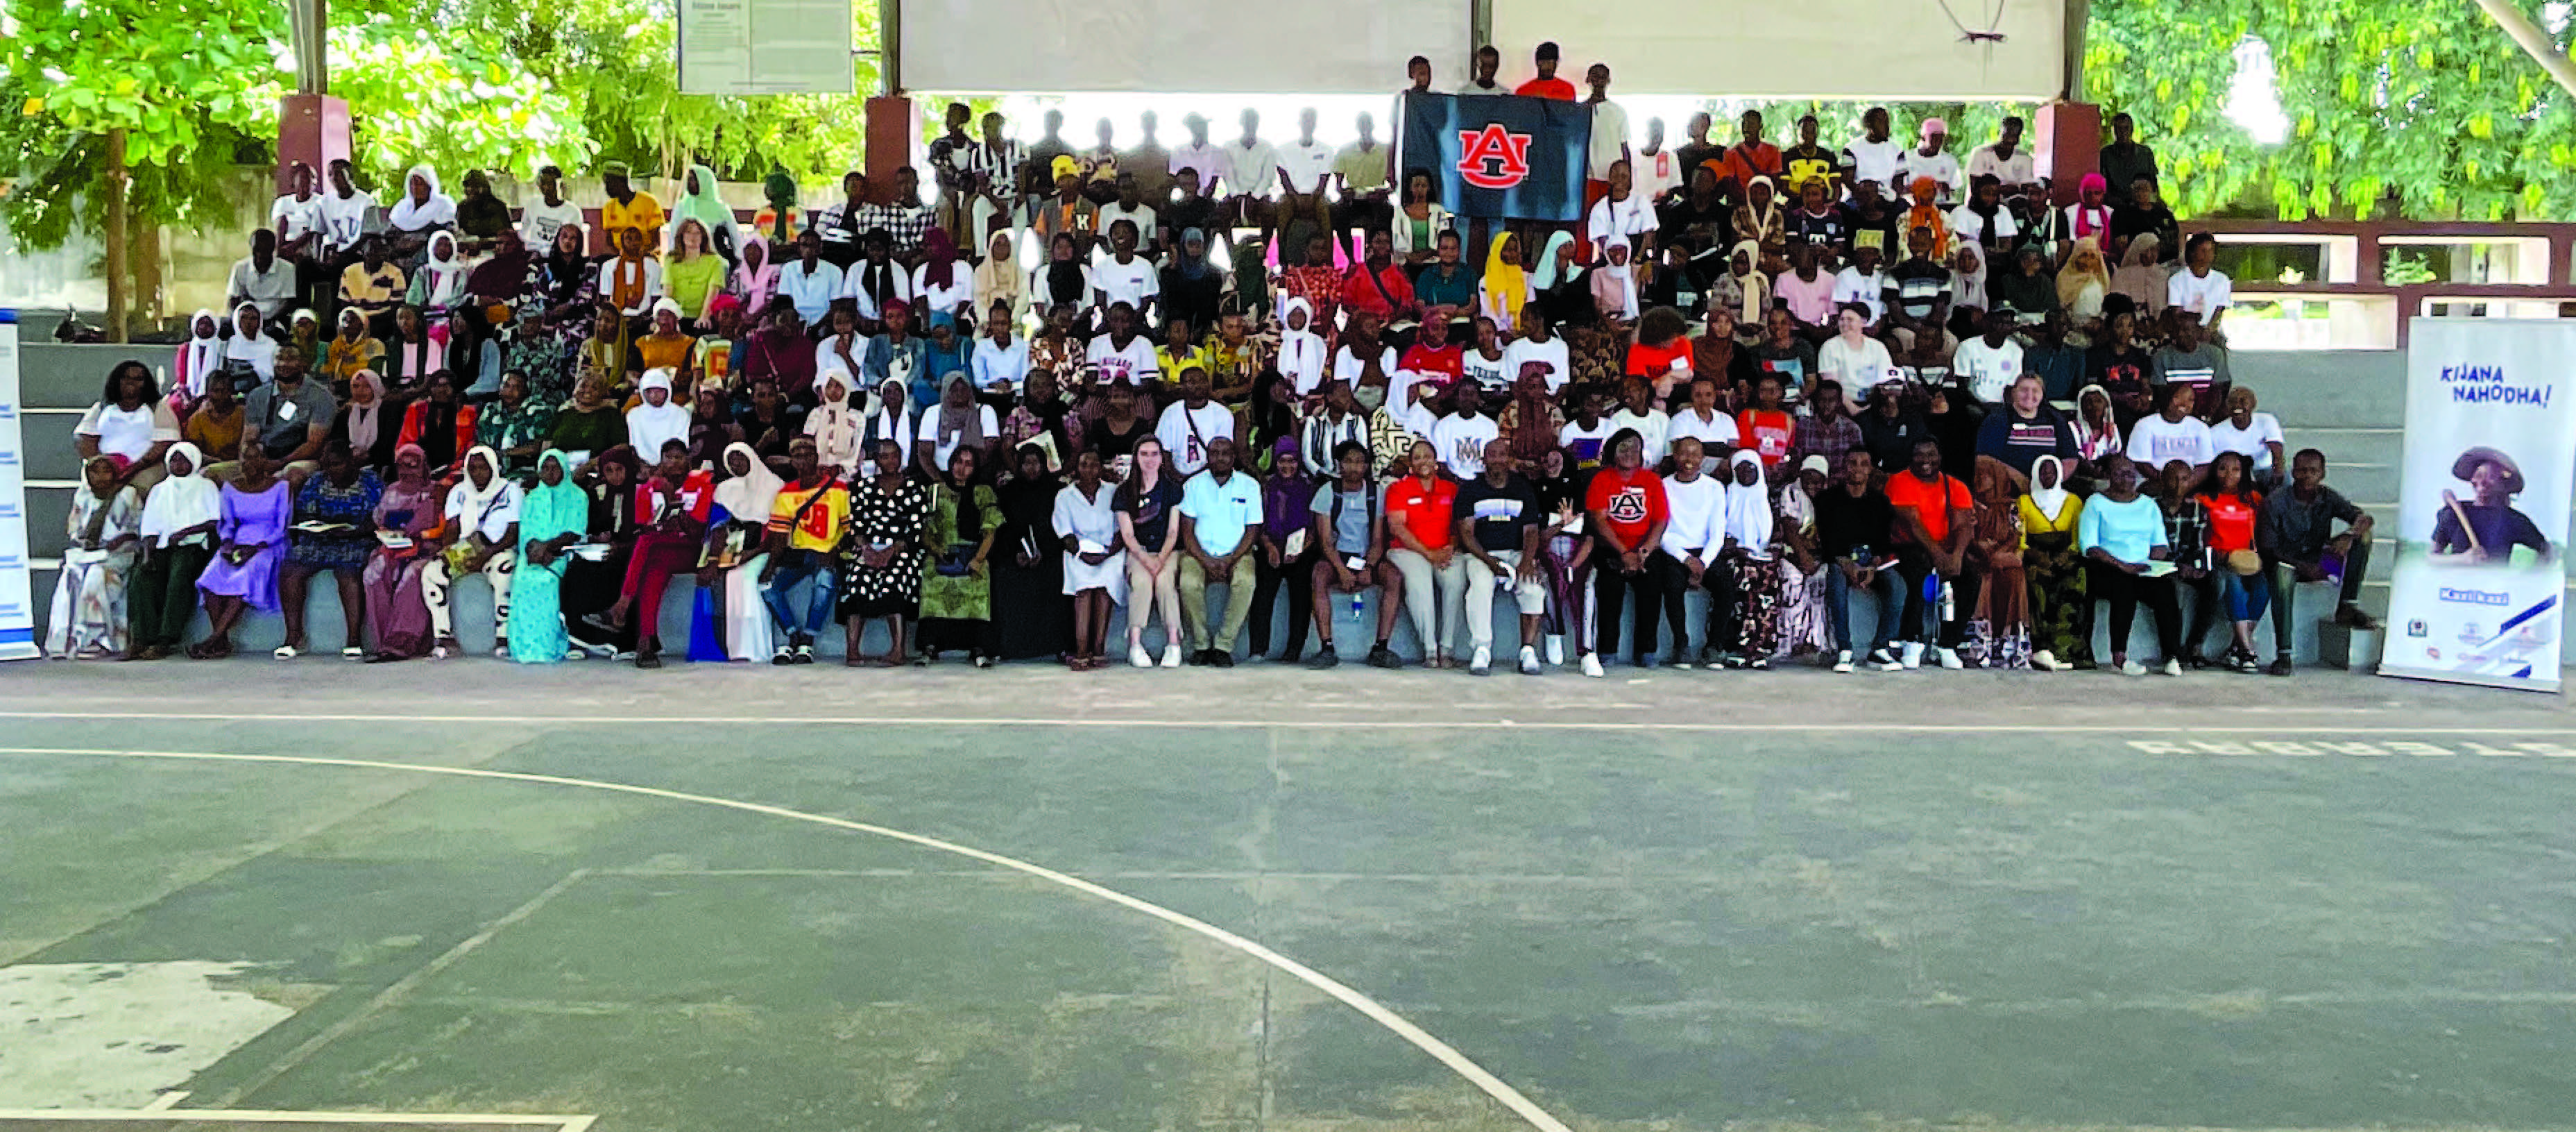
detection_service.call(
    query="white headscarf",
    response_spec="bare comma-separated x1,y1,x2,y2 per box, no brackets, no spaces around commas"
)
387,164,456,231
1722,450,1775,559
625,369,692,461
419,231,468,309
138,442,220,546
806,371,866,472
1593,242,1639,321
219,302,277,384
454,445,513,514
713,441,785,523
178,309,223,399
2029,454,2073,522
1277,297,1326,396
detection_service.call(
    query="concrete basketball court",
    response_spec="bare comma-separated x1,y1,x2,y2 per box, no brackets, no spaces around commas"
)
2,661,2574,1132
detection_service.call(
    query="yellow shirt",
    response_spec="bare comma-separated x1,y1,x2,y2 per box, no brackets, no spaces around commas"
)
599,192,668,257
767,480,851,552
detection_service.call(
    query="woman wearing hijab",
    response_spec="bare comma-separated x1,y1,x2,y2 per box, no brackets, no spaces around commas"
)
507,449,590,664
2020,453,2089,670
625,367,692,459
1000,368,1075,460
386,164,457,252
731,235,781,315
423,445,522,659
1770,455,1834,657
278,439,381,660
971,229,1024,321
1528,230,1589,329
46,455,144,659
1991,245,2060,326
396,370,478,473
1589,239,1641,326
1723,241,1771,332
563,446,644,657
1161,228,1227,335
465,225,537,312
1708,450,1781,666
1496,362,1566,466
1243,368,1302,473
359,444,443,661
2069,382,2123,473
681,378,741,471
2109,233,2169,321
1477,232,1532,336
664,219,727,325
191,447,291,659
540,223,596,342
633,298,696,378
407,231,470,323
912,228,976,331
219,303,280,389
1031,233,1094,327
921,371,1000,482
706,441,784,663
1525,446,1589,668
1963,454,2031,669
1271,296,1328,397
174,309,227,407
916,445,1005,665
991,440,1073,661
842,439,932,666
802,371,867,475
323,307,383,390
332,368,398,472
667,164,740,264
1732,176,1787,271
1902,176,1952,260
128,443,221,659
2057,243,2113,331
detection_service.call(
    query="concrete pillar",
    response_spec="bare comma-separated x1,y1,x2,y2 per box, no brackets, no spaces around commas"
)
278,93,350,194
866,96,919,200
2033,101,2099,208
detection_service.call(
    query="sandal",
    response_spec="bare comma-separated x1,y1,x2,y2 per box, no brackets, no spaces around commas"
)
273,645,300,661
341,646,366,660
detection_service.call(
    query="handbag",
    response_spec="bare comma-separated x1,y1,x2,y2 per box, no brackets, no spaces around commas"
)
2225,548,2263,576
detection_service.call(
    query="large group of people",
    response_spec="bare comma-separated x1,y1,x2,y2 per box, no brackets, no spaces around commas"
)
48,44,2382,676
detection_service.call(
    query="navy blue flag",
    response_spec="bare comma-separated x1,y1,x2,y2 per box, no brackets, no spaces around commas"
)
1397,92,1592,223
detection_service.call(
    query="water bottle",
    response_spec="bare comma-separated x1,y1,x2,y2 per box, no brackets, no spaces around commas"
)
1938,580,1955,624
1351,590,1365,620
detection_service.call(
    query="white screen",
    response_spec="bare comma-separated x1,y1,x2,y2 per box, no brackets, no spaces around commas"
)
1488,0,2067,99
897,0,1471,94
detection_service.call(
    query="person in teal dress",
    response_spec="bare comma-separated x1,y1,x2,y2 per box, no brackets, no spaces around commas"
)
509,450,590,662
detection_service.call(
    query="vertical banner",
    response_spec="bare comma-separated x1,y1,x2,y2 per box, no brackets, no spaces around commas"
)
2382,317,2576,691
1397,92,1592,222
0,311,34,661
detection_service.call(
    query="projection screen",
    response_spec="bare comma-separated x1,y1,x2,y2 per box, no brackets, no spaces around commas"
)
896,0,1473,94
1487,0,2071,99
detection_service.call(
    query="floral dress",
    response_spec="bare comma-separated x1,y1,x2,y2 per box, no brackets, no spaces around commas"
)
288,470,385,573
2020,493,2089,666
837,475,931,619
44,487,142,657
916,481,1005,652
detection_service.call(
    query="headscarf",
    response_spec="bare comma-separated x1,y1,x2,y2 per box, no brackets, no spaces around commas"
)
1741,175,1781,239
2071,382,2122,459
1728,240,1771,324
178,309,223,397
921,226,960,290
973,230,1023,314
466,233,533,301
387,164,454,230
1589,241,1638,321
420,231,468,306
221,302,278,385
713,440,785,525
1276,297,1327,395
2111,234,2167,316
1044,234,1087,306
2029,454,2072,521
670,163,736,253
2070,173,2113,243
139,442,219,546
345,369,388,453
519,450,590,561
2058,244,2112,312
858,374,912,455
808,371,865,471
733,235,779,306
1175,228,1218,282
1480,233,1528,330
762,171,800,242
1529,230,1578,290
1903,176,1951,259
934,371,988,454
626,369,692,459
1721,450,1774,558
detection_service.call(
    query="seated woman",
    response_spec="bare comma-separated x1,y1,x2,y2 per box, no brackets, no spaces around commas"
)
2076,457,2183,675
1709,450,1781,668
477,370,556,477
2197,450,2269,673
75,359,178,500
278,440,382,660
625,368,691,459
1965,455,2031,669
332,369,400,473
993,441,1073,662
2020,455,2091,670
547,374,629,462
508,450,590,664
425,446,522,659
586,439,715,668
917,372,1001,482
129,443,222,660
396,370,478,475
1115,436,1186,669
703,441,783,663
44,456,144,659
1052,448,1126,670
323,307,384,390
361,444,446,662
917,446,1005,666
562,447,645,659
841,439,931,667
190,448,292,659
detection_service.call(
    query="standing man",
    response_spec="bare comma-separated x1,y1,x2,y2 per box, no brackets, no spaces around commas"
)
1336,112,1394,255
1278,108,1336,198
967,111,1025,251
1781,115,1837,196
927,102,980,246
1124,109,1175,211
1714,110,1783,201
1222,109,1281,233
1457,44,1505,95
1893,119,1961,205
1455,438,1549,675
1019,109,1075,204
1515,42,1576,99
1177,436,1264,666
2098,112,2159,203
1632,118,1683,206
1583,64,1632,232
1170,112,1227,200
1839,107,1903,194
1674,112,1720,185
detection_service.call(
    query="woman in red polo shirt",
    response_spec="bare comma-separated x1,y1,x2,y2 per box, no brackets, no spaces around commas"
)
2195,450,2268,673
1734,374,1795,473
1583,428,1669,677
1382,439,1464,668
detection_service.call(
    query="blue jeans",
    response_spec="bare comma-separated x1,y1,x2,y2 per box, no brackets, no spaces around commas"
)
1825,562,1904,653
762,555,837,639
2217,568,2270,623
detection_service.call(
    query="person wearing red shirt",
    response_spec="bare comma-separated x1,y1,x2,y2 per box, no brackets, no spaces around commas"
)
1884,437,1974,668
588,437,717,669
2194,450,2269,672
1515,42,1577,100
1623,307,1696,401
1381,439,1465,668
1398,308,1465,400
1583,427,1670,675
1734,374,1796,471
1339,228,1419,323
1709,110,1784,202
1278,231,1343,333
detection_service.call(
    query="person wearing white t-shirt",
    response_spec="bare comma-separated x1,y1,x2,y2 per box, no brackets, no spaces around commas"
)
1583,65,1632,185
1222,110,1281,203
1839,108,1904,194
1831,246,1888,326
268,163,325,260
1631,119,1684,204
1965,118,2036,188
1666,377,1741,457
1428,384,1503,478
433,450,525,657
1501,323,1571,394
1155,366,1236,474
1089,221,1161,322
1892,119,1961,205
2208,387,2287,478
1815,305,1895,396
1586,170,1655,260
1459,323,1511,391
2124,385,2218,472
1609,382,1673,462
1951,313,2025,406
315,160,378,260
1276,109,1336,196
1096,174,1163,256
2168,233,2233,333
1085,305,1162,389
516,165,586,251
1558,403,1619,466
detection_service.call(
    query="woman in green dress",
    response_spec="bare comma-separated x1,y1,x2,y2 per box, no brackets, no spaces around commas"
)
916,445,1005,666
509,449,589,663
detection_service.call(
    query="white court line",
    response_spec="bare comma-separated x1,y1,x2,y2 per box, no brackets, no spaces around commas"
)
0,1110,586,1126
2,709,2575,735
0,746,1576,1132
138,1092,187,1112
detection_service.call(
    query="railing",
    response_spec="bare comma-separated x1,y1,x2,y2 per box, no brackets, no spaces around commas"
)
2186,220,2576,350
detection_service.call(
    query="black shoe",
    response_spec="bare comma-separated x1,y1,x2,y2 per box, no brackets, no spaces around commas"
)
1365,644,1402,669
1211,651,1236,668
2179,650,2210,670
634,643,663,670
2266,655,2294,677
1186,648,1214,666
1306,649,1342,670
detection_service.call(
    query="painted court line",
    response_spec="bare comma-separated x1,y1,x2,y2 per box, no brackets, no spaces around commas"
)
0,1110,587,1127
0,746,1576,1132
4,709,2576,736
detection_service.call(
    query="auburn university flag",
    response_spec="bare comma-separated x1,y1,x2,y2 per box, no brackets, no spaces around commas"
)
1397,92,1592,222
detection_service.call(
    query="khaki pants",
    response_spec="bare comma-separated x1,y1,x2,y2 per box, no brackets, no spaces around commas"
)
1387,547,1467,660
1463,550,1546,651
1179,555,1256,652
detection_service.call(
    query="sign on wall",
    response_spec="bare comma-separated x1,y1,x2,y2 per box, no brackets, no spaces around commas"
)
679,0,856,95
2381,318,2576,692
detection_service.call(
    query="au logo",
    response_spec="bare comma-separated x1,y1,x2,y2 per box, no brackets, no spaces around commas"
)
1456,124,1534,189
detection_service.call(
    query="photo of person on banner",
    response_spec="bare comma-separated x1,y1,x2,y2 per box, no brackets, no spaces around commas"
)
2430,446,2552,565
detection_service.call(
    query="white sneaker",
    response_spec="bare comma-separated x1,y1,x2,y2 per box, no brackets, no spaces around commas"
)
2031,650,2059,672
1580,653,1605,678
1544,635,1565,666
2161,658,2183,676
1900,643,1925,670
1130,643,1153,668
1470,645,1492,675
1160,643,1184,668
1832,650,1854,673
1868,647,1903,671
1519,646,1542,675
1934,646,1965,670
2119,659,2147,676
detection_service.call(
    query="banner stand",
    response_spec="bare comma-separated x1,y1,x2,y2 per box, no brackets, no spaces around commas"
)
2380,317,2575,693
0,310,35,661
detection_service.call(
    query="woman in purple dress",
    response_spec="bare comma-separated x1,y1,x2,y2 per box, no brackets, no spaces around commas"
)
189,448,291,658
